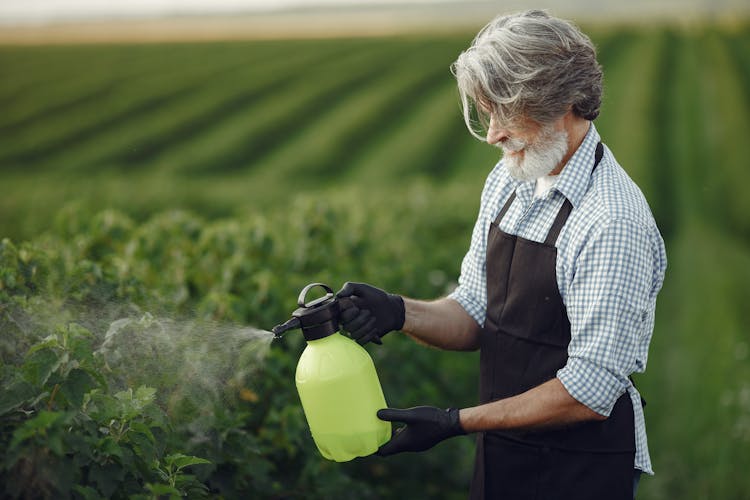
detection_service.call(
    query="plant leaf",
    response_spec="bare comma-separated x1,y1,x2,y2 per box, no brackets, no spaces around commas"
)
145,483,181,496
0,379,35,415
9,410,65,449
59,368,98,409
165,453,211,471
22,348,60,387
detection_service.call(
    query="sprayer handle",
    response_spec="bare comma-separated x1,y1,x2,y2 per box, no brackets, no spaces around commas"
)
298,283,335,308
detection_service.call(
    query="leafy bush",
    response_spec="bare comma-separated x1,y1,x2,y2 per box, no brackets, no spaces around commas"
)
0,322,209,499
1,194,477,499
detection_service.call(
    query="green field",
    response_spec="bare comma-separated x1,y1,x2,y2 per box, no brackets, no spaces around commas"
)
1,23,750,499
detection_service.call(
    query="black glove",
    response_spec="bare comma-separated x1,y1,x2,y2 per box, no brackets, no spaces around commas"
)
336,282,405,345
376,406,466,456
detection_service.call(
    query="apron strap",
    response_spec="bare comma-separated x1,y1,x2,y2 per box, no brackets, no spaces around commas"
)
594,141,604,170
543,142,604,246
492,191,517,226
544,199,574,246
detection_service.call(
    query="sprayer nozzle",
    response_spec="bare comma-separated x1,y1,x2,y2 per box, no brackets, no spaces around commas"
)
272,317,302,338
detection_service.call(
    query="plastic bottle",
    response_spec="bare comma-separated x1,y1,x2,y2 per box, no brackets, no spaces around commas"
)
272,283,391,462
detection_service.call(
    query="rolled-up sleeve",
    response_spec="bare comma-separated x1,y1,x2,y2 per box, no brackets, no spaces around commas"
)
448,214,488,325
557,218,656,416
449,282,485,326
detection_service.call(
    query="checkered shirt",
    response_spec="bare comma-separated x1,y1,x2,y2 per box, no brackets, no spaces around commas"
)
448,123,667,474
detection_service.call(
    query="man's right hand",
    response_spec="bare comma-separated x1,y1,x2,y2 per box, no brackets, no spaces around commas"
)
336,282,405,345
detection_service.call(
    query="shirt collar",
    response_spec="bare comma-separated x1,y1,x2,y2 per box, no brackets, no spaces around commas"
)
551,122,601,208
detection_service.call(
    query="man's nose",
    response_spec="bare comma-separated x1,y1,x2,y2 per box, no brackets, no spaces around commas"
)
486,115,510,145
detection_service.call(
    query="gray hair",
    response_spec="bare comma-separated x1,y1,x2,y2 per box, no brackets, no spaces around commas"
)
451,10,603,140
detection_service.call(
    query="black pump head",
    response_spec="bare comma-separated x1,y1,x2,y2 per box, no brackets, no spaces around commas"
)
272,283,343,341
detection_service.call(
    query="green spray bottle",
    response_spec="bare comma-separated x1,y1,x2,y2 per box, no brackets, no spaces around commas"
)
272,283,391,462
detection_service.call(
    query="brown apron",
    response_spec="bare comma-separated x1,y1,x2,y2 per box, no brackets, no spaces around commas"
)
468,143,636,500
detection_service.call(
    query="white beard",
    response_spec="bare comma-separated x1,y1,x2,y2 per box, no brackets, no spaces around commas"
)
502,124,569,182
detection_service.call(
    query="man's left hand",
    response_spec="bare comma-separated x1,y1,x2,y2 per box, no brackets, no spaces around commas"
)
376,406,466,456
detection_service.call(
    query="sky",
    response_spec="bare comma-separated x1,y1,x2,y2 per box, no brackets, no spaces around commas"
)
1,0,748,25
0,0,454,23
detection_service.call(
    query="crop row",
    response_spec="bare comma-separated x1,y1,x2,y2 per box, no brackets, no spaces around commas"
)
45,46,358,173
0,30,747,232
0,28,748,244
0,31,657,188
167,40,441,176
0,40,348,129
0,43,354,168
3,34,654,180
0,43,282,132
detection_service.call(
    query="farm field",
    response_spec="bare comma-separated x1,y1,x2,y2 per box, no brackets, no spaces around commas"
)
1,23,750,499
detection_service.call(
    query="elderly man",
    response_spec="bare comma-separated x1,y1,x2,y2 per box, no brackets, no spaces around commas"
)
337,9,667,500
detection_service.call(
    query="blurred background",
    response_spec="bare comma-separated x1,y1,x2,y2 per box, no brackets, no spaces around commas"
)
1,1,749,499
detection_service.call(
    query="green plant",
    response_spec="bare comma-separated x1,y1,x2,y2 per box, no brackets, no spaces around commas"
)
0,319,211,499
